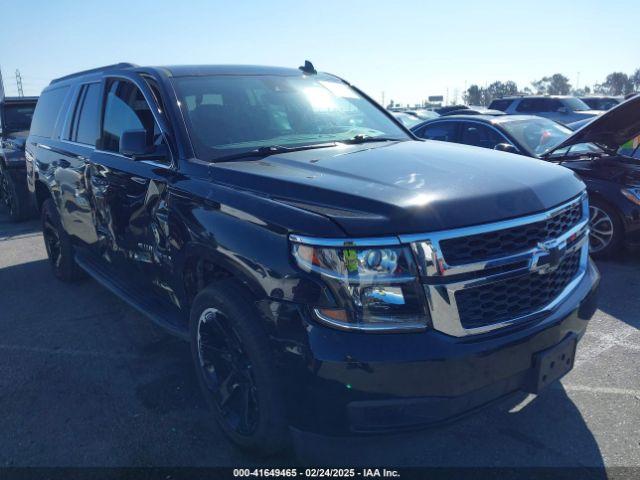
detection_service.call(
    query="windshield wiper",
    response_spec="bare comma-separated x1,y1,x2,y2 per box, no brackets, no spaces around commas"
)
341,134,405,144
214,143,338,163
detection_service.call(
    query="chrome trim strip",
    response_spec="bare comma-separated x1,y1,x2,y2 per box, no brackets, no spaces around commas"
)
312,308,426,332
289,234,401,247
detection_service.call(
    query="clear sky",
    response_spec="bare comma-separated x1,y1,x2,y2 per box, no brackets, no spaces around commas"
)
1,0,638,105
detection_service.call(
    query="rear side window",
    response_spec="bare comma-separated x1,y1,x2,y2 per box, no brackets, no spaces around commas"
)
515,98,547,113
488,99,513,111
417,122,459,142
30,87,69,138
68,83,101,145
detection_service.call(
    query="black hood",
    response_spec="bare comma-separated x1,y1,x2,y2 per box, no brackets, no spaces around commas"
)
211,140,585,237
544,94,640,156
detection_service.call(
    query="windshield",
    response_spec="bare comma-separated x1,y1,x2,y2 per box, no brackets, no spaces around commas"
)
172,75,409,161
497,117,602,158
2,103,37,132
562,97,591,111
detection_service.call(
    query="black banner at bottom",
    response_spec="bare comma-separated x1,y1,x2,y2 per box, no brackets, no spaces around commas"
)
0,467,636,480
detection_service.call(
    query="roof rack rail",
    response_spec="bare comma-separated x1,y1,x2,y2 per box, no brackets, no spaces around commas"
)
50,63,138,84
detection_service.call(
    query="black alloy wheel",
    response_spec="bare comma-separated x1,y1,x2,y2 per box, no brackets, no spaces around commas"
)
40,199,84,281
0,164,17,218
196,307,260,436
0,167,11,213
190,280,289,455
42,209,63,270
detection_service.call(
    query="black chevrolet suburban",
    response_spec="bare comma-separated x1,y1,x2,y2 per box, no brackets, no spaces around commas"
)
0,95,38,220
26,63,600,454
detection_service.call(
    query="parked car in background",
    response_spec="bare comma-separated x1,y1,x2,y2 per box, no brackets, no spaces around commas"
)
580,96,622,111
440,106,504,116
488,96,602,125
392,109,438,128
26,62,599,454
392,111,425,128
434,104,469,115
407,109,439,121
0,95,38,220
412,95,640,257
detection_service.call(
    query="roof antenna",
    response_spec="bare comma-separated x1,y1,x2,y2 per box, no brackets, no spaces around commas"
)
299,60,317,75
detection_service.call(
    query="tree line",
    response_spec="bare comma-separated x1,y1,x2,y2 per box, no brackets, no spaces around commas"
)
463,68,640,106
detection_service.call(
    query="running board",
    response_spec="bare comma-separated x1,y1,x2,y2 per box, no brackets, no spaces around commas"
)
75,252,189,340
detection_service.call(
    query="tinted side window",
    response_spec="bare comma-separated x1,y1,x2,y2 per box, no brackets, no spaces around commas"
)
69,83,101,145
101,80,161,154
515,98,546,113
488,99,513,111
30,87,69,138
417,122,459,142
547,99,563,112
460,123,504,149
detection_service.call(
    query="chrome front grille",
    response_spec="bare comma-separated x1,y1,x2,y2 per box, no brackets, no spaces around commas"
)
399,193,590,337
440,200,583,265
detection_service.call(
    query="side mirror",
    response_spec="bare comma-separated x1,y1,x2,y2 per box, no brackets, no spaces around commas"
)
119,129,149,157
119,129,169,161
494,143,518,153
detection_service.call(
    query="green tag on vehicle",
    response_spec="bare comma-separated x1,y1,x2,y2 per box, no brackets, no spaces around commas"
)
343,248,358,273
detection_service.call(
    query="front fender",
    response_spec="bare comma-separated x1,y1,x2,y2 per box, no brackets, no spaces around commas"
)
168,185,337,310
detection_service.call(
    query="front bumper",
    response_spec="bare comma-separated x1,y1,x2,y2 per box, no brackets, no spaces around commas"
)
262,259,599,435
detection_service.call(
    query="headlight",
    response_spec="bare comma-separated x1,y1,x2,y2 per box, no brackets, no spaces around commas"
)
290,236,430,332
621,187,640,206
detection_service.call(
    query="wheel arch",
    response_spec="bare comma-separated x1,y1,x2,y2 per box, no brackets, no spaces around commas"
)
588,190,625,232
34,179,54,213
179,242,268,308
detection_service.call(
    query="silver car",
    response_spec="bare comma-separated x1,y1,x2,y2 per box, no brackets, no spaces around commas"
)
489,96,603,125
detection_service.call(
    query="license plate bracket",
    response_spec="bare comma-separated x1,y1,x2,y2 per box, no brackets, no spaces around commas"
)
524,334,577,394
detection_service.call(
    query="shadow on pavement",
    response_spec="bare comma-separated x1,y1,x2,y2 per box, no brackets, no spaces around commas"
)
0,217,41,239
293,386,606,470
594,251,640,330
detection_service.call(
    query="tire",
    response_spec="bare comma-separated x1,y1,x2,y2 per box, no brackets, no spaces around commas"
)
41,198,84,281
190,280,289,455
0,162,34,221
588,198,623,259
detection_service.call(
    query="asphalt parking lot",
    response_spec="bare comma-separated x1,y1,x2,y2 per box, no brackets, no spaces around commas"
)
0,211,638,469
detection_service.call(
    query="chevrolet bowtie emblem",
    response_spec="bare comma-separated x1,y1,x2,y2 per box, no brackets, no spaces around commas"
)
534,241,567,273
